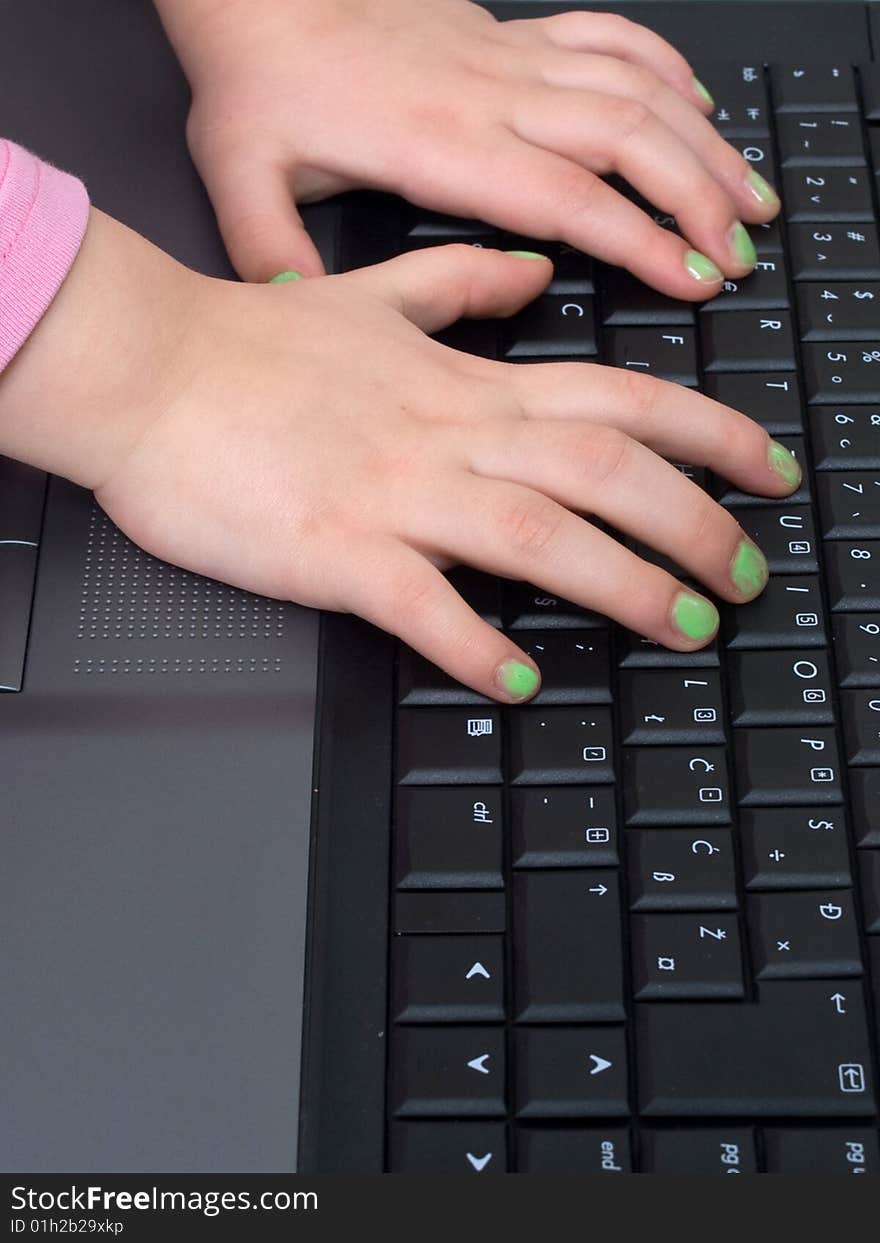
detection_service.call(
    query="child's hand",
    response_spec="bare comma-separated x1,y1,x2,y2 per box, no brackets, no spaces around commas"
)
1,212,799,703
155,0,779,291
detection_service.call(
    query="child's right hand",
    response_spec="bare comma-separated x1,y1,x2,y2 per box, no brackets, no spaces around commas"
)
0,210,800,703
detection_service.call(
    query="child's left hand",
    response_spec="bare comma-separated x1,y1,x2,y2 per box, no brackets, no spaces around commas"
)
155,0,779,291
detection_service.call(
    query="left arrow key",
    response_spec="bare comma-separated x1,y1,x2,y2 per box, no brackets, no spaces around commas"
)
392,1028,506,1117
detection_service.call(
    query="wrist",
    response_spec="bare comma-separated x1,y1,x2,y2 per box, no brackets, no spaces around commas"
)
0,208,200,491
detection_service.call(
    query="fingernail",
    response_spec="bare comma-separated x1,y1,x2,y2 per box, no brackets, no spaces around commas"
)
746,168,780,208
505,250,551,261
685,249,723,283
269,270,304,283
693,76,714,108
731,539,769,598
494,657,541,701
729,221,756,270
768,439,802,489
672,591,720,642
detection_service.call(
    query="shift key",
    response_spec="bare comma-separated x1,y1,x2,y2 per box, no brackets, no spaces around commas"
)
513,870,624,1022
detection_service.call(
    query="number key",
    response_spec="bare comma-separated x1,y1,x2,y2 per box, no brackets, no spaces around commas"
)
809,407,880,469
833,614,880,686
790,226,880,281
817,472,880,538
804,342,880,403
825,541,880,610
777,114,865,166
783,168,873,223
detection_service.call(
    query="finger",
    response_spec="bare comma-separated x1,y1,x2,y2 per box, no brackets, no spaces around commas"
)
509,85,758,277
463,417,769,604
341,243,553,332
533,53,780,220
337,531,542,703
411,474,723,649
403,129,722,300
526,10,709,112
486,360,803,498
191,146,325,282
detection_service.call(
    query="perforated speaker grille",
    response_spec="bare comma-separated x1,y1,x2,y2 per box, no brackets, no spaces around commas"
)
72,503,287,678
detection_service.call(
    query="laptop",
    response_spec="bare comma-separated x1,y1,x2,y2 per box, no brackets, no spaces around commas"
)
1,0,878,1174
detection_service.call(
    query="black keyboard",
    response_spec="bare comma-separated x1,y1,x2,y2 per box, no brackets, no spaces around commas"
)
343,59,880,1174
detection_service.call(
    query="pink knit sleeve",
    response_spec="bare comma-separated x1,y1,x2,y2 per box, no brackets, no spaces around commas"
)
0,139,90,372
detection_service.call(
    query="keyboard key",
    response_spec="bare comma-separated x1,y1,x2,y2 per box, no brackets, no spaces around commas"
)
771,63,858,113
729,139,778,188
631,913,744,999
605,326,698,385
833,614,880,686
619,669,725,744
398,646,491,705
0,544,38,692
701,309,796,371
516,1127,632,1173
797,282,880,340
727,649,834,726
740,807,851,890
509,706,614,784
446,566,502,626
858,850,880,933
601,266,693,325
724,575,828,648
714,435,810,507
851,769,880,846
396,707,502,784
805,342,880,403
391,1027,506,1117
503,294,597,359
394,891,506,935
730,505,818,573
778,114,865,166
693,61,769,136
734,727,843,805
840,689,880,764
747,889,862,977
637,980,876,1116
623,746,731,826
825,541,880,610
513,870,624,1022
701,257,789,311
504,581,604,629
764,1127,880,1173
392,935,505,1022
515,1027,628,1118
703,371,803,435
514,629,611,704
510,787,618,869
618,629,720,667
628,829,737,911
395,787,503,889
809,407,880,469
817,471,880,538
389,1122,508,1173
792,226,880,281
752,215,784,254
0,457,46,543
859,61,880,120
433,317,499,359
783,167,874,222
641,1128,757,1174
503,237,595,295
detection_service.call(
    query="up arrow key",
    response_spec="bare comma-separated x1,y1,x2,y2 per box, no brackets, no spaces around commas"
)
466,1152,493,1172
466,962,491,980
467,1054,491,1075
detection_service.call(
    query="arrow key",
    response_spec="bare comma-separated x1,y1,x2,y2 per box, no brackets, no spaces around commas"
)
515,1027,628,1118
391,1027,506,1117
392,935,504,1023
389,1122,507,1173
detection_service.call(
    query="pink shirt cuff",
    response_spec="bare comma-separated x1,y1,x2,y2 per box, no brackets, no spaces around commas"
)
0,139,90,372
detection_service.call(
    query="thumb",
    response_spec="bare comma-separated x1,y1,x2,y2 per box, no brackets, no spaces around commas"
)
341,243,553,334
193,146,325,282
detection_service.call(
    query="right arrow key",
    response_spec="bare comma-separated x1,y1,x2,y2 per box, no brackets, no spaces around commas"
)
515,1028,629,1118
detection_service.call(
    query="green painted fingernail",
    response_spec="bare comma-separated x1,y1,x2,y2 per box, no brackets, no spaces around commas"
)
746,169,779,207
693,76,714,108
731,539,769,598
505,250,550,261
673,592,719,641
269,270,304,283
685,249,723,283
729,221,756,270
768,440,802,488
495,658,541,701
